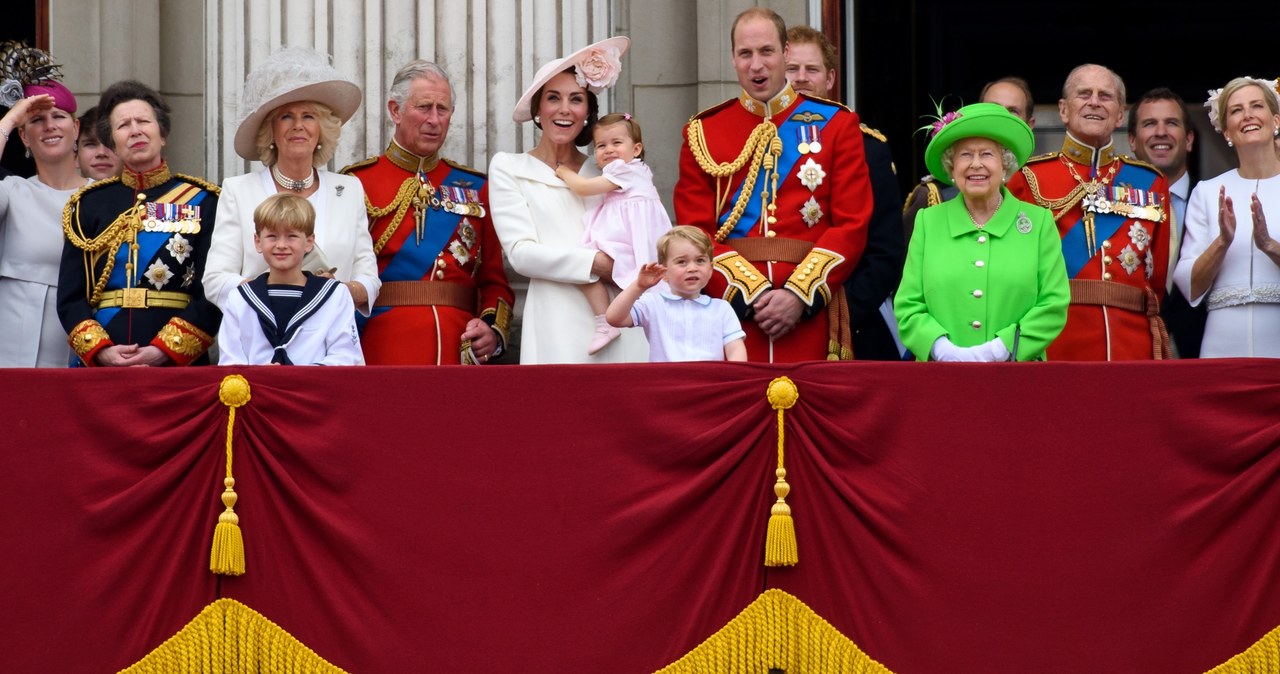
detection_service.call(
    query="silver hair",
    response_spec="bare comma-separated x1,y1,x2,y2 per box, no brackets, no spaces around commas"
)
388,60,453,108
940,144,1019,182
1061,64,1126,106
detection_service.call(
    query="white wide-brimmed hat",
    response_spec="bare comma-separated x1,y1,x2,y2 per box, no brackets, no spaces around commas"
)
512,36,630,123
233,47,362,160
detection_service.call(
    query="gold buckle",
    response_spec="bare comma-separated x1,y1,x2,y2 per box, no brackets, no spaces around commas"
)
121,288,148,309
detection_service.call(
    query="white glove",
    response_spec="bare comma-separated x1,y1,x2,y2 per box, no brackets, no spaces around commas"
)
930,336,975,362
972,337,1011,362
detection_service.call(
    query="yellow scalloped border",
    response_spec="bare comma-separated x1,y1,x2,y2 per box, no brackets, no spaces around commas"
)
118,598,346,674
654,589,893,674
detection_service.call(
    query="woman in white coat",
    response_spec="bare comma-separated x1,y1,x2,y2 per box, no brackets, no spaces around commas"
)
204,47,379,318
489,37,647,363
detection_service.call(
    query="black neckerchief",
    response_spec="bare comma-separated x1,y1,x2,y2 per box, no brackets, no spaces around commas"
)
237,272,341,365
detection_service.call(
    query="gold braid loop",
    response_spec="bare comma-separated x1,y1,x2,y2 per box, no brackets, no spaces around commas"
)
62,188,147,307
688,120,780,242
366,177,420,255
1019,165,1087,220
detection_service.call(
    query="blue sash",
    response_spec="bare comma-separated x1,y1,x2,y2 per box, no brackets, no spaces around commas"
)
719,99,839,239
380,166,480,282
1060,162,1158,278
367,166,481,323
99,187,211,319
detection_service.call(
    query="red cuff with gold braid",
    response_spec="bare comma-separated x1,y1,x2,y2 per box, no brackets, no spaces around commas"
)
152,317,214,366
68,320,113,367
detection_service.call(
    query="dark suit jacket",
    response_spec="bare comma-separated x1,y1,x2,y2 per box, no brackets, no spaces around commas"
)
845,131,906,360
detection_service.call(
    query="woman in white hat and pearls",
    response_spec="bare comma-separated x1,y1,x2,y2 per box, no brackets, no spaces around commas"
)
204,47,379,318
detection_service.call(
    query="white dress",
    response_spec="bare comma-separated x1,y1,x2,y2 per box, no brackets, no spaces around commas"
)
1174,170,1280,357
488,152,648,364
203,169,380,313
0,175,85,367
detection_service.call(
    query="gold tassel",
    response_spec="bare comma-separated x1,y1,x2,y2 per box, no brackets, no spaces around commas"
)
765,376,799,567
210,374,251,576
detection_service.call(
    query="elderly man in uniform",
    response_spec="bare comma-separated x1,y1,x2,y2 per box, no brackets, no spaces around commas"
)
786,24,903,360
1007,64,1171,360
343,60,513,365
675,8,872,362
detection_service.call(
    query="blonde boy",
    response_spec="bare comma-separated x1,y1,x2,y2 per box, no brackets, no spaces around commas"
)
218,193,364,365
606,225,747,361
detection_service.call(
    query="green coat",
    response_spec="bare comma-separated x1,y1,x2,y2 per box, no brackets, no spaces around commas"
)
895,188,1069,361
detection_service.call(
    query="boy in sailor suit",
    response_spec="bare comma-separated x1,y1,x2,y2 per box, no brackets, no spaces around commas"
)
218,193,363,365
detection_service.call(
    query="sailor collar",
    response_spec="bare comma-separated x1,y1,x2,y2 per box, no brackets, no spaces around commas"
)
122,161,172,190
1060,133,1117,170
738,84,797,118
385,139,441,173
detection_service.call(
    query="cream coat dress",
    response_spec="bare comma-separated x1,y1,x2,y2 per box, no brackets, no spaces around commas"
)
203,169,380,313
488,152,647,363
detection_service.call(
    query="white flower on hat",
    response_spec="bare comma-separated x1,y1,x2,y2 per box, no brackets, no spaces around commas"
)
1205,76,1280,134
574,46,622,93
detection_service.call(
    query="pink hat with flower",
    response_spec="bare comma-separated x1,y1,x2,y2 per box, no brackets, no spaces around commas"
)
512,36,629,123
0,41,76,113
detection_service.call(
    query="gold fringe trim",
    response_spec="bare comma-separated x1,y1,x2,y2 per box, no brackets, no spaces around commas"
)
764,377,798,567
1205,623,1280,673
118,598,347,673
210,375,251,576
654,589,892,674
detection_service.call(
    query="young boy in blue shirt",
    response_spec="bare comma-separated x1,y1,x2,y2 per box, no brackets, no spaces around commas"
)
606,225,746,362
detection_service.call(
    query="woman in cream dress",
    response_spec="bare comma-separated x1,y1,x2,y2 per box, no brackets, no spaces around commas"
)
489,37,647,363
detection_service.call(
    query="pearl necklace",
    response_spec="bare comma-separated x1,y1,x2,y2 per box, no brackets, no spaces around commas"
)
272,164,315,192
965,193,1002,229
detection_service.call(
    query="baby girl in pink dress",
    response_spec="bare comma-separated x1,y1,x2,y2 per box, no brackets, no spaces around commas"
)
556,112,672,354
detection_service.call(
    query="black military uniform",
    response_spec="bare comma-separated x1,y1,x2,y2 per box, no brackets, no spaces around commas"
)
59,163,221,365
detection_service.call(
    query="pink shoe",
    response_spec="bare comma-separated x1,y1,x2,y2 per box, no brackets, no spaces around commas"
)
587,315,621,355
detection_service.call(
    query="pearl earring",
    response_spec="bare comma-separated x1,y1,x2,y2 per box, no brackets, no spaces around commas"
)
1227,139,1233,148
534,115,541,124
269,142,276,150
24,146,30,158
316,143,322,150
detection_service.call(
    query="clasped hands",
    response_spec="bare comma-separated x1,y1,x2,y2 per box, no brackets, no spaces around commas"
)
931,336,1010,363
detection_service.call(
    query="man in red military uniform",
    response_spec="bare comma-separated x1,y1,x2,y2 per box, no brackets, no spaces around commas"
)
1007,64,1171,360
674,8,872,362
343,60,513,365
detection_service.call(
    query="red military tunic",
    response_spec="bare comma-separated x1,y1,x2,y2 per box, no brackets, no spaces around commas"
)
675,84,872,362
1007,136,1171,360
343,142,514,365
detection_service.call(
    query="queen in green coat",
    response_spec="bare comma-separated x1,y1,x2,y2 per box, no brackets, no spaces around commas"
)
895,103,1069,361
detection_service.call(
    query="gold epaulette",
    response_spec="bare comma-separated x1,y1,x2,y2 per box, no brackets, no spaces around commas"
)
797,92,852,113
1024,151,1059,164
1119,155,1161,174
65,176,122,210
443,157,486,178
687,98,737,123
340,155,379,175
175,174,221,195
859,123,887,143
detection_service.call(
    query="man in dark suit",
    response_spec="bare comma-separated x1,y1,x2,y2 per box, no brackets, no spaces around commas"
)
787,25,905,360
1128,87,1204,357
